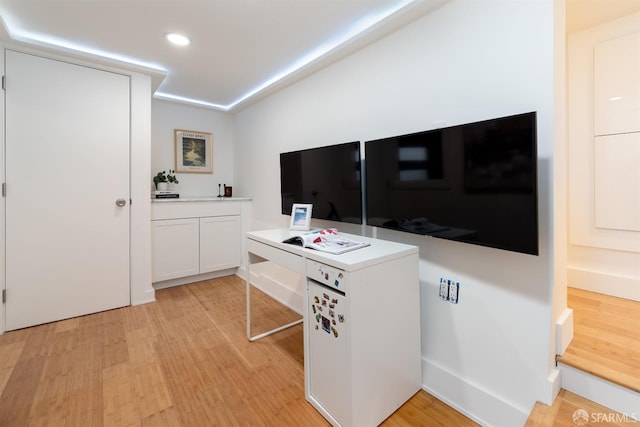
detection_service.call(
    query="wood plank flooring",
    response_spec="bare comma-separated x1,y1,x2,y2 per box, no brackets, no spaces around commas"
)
525,287,639,426
525,389,638,427
0,275,478,427
2,278,634,426
556,287,640,392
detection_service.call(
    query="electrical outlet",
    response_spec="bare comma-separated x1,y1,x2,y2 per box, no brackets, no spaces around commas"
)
449,281,459,304
438,278,449,300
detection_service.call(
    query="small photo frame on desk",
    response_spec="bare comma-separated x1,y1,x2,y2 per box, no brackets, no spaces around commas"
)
290,204,312,231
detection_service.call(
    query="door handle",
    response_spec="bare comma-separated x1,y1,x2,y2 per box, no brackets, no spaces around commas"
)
115,198,127,207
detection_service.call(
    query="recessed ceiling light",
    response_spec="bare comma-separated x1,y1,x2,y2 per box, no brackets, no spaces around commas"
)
165,32,190,46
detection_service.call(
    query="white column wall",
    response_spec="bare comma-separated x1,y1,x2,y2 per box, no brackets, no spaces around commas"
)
131,72,155,306
233,1,558,425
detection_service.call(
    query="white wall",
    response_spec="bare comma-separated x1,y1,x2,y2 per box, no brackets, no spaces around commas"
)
0,45,5,334
234,1,559,425
567,13,640,302
151,100,235,197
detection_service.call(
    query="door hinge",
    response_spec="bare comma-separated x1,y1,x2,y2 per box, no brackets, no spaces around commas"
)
2,76,5,91
2,183,5,197
2,289,5,304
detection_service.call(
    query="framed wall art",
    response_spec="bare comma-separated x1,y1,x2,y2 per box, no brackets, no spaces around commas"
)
175,129,213,173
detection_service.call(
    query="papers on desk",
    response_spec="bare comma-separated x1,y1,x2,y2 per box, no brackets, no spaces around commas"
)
282,228,370,255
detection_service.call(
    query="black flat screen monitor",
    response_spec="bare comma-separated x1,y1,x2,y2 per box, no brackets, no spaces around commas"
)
280,141,362,224
365,112,538,255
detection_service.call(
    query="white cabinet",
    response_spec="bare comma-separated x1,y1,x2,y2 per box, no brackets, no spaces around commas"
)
152,218,200,281
594,32,640,136
306,255,421,427
200,215,241,273
151,200,245,283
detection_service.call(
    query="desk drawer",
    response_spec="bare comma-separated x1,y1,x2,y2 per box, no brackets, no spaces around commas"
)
306,259,347,294
248,238,303,273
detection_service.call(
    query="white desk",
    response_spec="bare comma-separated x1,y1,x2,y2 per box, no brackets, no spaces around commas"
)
246,229,422,427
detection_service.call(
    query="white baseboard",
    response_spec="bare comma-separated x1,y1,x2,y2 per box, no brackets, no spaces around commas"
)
421,358,529,427
558,363,640,421
556,308,574,356
547,368,562,406
152,268,239,290
132,288,156,306
568,267,640,302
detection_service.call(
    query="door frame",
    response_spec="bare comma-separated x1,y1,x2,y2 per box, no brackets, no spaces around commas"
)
0,44,158,334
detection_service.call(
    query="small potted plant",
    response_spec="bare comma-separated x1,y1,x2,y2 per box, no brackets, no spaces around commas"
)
153,170,179,190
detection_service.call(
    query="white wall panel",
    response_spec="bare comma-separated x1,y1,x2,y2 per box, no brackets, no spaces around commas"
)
568,13,640,301
594,133,640,231
594,32,640,136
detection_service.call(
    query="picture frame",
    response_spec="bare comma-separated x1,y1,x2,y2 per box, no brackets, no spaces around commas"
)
175,129,213,173
290,203,313,231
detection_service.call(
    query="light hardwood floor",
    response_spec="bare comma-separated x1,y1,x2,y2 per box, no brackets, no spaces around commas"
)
1,278,635,426
525,287,639,426
525,389,638,427
0,276,478,426
556,287,640,392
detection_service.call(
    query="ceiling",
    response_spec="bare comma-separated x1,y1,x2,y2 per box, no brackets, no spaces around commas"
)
566,0,640,34
0,0,638,112
0,0,448,111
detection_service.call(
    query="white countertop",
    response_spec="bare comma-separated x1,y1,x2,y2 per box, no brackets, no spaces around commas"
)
151,196,251,202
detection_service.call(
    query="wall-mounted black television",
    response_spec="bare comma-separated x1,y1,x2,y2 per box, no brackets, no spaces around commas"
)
365,112,538,255
280,141,363,224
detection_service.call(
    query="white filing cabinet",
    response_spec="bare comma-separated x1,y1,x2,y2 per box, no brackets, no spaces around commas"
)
152,199,244,283
306,254,421,427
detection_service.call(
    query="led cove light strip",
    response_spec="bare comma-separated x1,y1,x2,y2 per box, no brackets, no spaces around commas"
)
4,28,167,73
226,0,416,109
3,0,416,110
154,92,228,110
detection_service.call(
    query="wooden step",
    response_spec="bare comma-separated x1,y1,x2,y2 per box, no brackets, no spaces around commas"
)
525,389,637,426
558,287,639,392
548,287,640,422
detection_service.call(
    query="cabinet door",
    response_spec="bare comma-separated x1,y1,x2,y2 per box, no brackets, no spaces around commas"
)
594,32,640,136
200,216,241,273
152,218,199,282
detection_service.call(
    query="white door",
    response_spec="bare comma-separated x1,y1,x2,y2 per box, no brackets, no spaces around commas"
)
5,50,131,330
